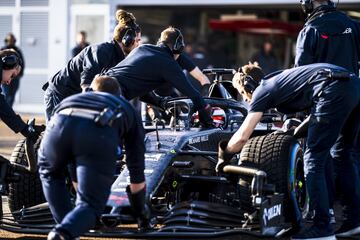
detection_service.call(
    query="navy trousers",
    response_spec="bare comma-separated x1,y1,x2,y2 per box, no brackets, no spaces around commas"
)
38,114,118,238
304,78,360,228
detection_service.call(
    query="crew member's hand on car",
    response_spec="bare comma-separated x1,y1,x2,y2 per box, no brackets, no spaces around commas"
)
159,96,172,112
21,123,45,143
201,83,211,97
126,184,152,232
216,140,235,173
197,104,214,128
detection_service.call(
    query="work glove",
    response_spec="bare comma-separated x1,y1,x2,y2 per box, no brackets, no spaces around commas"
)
197,104,214,128
140,92,170,111
21,122,45,173
216,140,235,173
201,83,211,97
20,123,45,143
126,185,152,232
158,96,172,112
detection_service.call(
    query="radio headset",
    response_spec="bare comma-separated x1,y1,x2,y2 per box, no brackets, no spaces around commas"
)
172,29,185,54
1,54,20,70
122,27,136,48
243,74,260,94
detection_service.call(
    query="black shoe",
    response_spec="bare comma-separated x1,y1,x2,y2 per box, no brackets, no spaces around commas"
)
335,222,360,238
305,210,315,223
291,225,335,240
305,209,336,224
329,209,336,224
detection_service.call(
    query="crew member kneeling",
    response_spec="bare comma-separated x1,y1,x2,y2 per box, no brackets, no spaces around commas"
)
217,62,360,240
38,76,148,240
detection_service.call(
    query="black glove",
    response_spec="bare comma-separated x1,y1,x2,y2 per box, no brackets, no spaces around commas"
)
126,185,151,231
197,104,214,128
201,83,211,97
216,140,235,173
158,96,172,111
20,124,45,143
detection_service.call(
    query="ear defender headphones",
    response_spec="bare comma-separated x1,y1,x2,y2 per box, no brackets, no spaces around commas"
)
243,74,259,94
122,27,136,48
300,0,334,14
172,29,185,54
300,0,314,14
1,54,20,70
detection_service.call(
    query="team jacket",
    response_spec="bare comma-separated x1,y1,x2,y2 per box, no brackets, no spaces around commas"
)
104,43,205,110
0,64,27,132
55,92,145,183
249,63,357,114
295,5,360,75
48,40,125,97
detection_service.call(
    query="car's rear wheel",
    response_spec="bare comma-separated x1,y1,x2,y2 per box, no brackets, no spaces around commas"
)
239,133,307,228
8,135,46,214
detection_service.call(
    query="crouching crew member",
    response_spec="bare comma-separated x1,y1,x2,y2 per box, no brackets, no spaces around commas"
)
38,76,148,240
216,62,360,240
104,27,213,128
0,50,42,141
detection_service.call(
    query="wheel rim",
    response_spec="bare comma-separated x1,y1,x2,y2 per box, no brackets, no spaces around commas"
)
294,155,307,211
289,142,308,221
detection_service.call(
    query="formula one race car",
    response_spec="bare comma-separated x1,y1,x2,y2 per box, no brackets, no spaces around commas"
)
0,69,308,238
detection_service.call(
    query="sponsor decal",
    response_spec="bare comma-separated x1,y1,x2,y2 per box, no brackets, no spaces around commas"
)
108,194,128,205
262,203,282,226
342,27,352,34
111,187,126,192
145,153,163,161
189,135,209,144
321,34,329,39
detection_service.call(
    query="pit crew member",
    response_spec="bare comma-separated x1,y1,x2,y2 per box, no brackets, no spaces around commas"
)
44,9,141,121
217,62,360,240
38,76,148,240
0,50,43,142
295,0,360,222
104,27,213,127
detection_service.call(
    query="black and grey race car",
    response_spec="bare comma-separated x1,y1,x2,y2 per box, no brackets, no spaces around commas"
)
0,69,308,238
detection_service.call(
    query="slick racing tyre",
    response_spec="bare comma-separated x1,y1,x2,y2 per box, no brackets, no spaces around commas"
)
239,133,307,228
8,134,45,214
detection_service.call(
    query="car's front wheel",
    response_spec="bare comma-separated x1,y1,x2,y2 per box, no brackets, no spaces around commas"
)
8,135,45,216
239,133,308,228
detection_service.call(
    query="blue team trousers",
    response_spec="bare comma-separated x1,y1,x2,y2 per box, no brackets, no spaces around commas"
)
38,114,118,238
304,79,360,228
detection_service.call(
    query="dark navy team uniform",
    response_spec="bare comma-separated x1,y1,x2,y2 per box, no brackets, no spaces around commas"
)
155,53,196,96
44,40,125,120
295,4,360,221
250,63,360,229
295,5,360,74
0,64,27,132
105,43,206,110
177,53,196,72
38,92,145,238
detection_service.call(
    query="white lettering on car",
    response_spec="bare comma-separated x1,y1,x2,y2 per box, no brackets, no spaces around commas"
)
189,135,209,144
262,204,282,226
